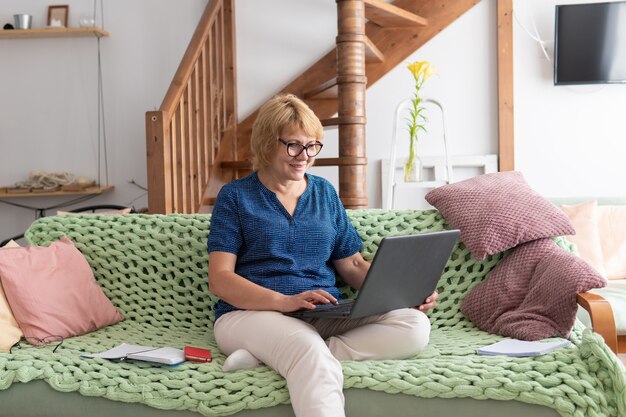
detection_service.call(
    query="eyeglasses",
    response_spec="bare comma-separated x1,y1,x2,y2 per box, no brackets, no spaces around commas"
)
278,138,323,158
10,335,64,354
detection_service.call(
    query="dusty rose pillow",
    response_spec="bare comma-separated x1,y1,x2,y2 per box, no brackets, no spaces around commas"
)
0,240,23,351
460,239,607,340
425,171,575,260
0,236,123,341
560,200,606,277
597,206,626,280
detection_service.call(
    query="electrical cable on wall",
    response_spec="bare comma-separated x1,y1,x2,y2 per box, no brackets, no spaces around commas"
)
94,0,109,186
513,5,551,63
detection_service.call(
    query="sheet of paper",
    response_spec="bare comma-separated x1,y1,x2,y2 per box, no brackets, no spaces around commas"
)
81,343,185,365
477,339,571,357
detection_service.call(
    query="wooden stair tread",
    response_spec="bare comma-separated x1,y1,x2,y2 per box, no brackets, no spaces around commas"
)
303,74,367,100
221,160,252,169
365,36,385,63
321,116,366,127
303,78,338,100
202,197,217,208
315,157,367,166
364,0,428,27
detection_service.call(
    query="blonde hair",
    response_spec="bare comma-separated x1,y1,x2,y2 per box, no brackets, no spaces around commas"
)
250,93,323,171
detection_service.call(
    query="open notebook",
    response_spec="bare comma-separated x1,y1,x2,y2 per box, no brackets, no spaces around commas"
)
81,343,186,365
477,339,571,357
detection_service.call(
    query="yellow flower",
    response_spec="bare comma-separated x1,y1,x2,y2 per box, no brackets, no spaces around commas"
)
407,61,435,84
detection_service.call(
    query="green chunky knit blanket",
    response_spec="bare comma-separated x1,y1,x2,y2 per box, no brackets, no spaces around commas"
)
0,210,624,416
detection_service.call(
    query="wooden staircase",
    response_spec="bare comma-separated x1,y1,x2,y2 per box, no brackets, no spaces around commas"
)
146,0,480,214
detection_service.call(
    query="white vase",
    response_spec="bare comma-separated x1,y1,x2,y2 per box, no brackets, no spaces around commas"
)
404,156,421,182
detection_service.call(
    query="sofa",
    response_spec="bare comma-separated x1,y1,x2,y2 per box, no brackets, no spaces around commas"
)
0,210,625,417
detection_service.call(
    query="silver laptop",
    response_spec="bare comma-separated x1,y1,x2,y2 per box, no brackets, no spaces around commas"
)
285,229,460,319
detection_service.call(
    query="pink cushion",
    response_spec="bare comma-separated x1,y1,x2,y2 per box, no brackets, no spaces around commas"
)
425,171,575,260
597,206,626,280
460,239,606,340
0,236,123,341
0,240,23,352
560,200,606,277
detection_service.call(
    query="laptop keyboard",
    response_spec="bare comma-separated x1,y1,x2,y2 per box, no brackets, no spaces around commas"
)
312,300,354,313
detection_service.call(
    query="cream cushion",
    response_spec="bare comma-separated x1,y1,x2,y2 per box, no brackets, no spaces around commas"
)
0,240,23,352
560,200,607,277
597,206,626,280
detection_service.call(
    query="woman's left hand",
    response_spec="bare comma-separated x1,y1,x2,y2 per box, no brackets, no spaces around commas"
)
415,291,438,312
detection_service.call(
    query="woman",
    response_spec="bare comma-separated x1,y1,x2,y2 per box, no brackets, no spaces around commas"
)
208,93,436,417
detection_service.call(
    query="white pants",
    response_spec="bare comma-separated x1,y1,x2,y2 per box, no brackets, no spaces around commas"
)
214,308,431,417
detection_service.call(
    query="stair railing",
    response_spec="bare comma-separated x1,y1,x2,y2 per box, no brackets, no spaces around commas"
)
145,0,237,214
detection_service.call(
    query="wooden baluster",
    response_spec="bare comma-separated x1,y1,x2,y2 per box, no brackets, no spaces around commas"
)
336,0,368,209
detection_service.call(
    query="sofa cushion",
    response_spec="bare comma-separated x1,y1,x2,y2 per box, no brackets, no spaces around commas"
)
0,240,23,352
560,200,607,276
597,205,626,280
425,171,575,260
0,236,123,342
461,238,606,340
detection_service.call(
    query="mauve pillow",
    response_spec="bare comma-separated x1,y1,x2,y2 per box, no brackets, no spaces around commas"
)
0,240,23,351
425,171,575,260
461,239,607,340
0,236,123,341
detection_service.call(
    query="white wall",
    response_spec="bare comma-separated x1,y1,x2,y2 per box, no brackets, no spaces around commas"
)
2,0,624,240
514,0,626,197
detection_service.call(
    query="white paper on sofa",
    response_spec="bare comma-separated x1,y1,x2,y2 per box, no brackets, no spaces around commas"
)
477,338,571,357
81,343,185,365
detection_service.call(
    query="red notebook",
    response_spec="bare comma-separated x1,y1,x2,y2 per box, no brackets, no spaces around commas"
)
184,346,212,363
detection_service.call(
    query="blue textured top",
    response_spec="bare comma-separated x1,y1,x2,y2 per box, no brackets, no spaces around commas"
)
207,172,363,320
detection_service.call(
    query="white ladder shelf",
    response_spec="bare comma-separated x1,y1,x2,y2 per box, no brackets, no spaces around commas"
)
383,97,497,209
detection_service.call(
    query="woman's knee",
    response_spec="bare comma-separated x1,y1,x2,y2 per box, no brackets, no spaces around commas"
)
382,308,431,357
214,310,317,356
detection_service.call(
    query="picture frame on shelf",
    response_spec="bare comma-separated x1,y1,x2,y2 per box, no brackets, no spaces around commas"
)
47,5,69,28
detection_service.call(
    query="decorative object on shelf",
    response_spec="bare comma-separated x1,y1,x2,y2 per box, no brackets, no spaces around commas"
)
13,14,32,30
3,23,15,30
47,5,69,28
8,170,95,192
404,60,435,182
78,13,95,28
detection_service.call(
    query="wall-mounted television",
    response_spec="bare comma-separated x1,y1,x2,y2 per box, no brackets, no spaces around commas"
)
554,1,626,85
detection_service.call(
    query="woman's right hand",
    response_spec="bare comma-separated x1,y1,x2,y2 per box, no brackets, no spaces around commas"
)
280,290,338,312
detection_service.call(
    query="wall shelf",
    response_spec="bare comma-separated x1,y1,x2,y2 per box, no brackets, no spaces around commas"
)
0,27,109,39
0,185,114,198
